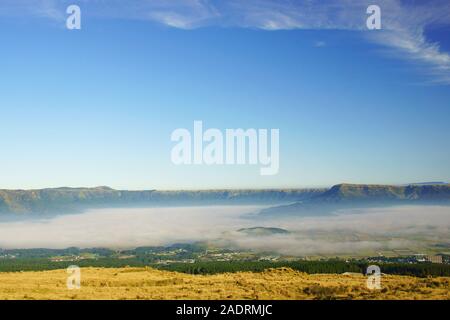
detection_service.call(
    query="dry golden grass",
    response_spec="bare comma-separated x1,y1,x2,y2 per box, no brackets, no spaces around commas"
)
0,267,448,300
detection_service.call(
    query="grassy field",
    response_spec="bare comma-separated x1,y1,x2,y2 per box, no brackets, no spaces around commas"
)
0,267,448,300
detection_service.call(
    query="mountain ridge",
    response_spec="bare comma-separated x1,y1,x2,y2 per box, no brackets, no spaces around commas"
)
259,183,450,217
315,183,450,202
0,187,325,215
1,183,449,216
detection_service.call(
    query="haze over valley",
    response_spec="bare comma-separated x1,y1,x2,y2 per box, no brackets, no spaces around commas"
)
0,183,448,258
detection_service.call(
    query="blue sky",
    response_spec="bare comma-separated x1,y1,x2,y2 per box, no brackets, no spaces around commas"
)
0,0,449,190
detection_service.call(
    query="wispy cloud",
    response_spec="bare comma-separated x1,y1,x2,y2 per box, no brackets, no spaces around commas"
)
1,0,450,84
314,41,326,48
136,0,220,29
0,0,65,20
366,1,450,85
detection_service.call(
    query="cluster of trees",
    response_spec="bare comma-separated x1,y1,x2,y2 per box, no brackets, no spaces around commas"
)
0,257,449,277
156,260,450,277
380,263,450,277
155,261,362,275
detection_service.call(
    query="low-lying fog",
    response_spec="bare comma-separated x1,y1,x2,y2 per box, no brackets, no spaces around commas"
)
0,205,449,256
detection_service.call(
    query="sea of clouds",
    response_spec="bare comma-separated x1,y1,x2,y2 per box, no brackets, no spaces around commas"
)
0,205,448,255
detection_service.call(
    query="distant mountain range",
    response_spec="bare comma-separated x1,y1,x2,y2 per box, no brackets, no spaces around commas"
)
1,183,449,216
0,187,324,215
315,183,450,202
260,183,450,217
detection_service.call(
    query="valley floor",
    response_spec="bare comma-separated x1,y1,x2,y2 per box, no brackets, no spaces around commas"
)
0,267,448,300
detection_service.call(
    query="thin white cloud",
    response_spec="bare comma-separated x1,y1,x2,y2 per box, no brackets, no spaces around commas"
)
0,0,65,20
1,0,449,84
142,0,220,29
314,41,326,48
364,0,450,84
369,28,450,85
